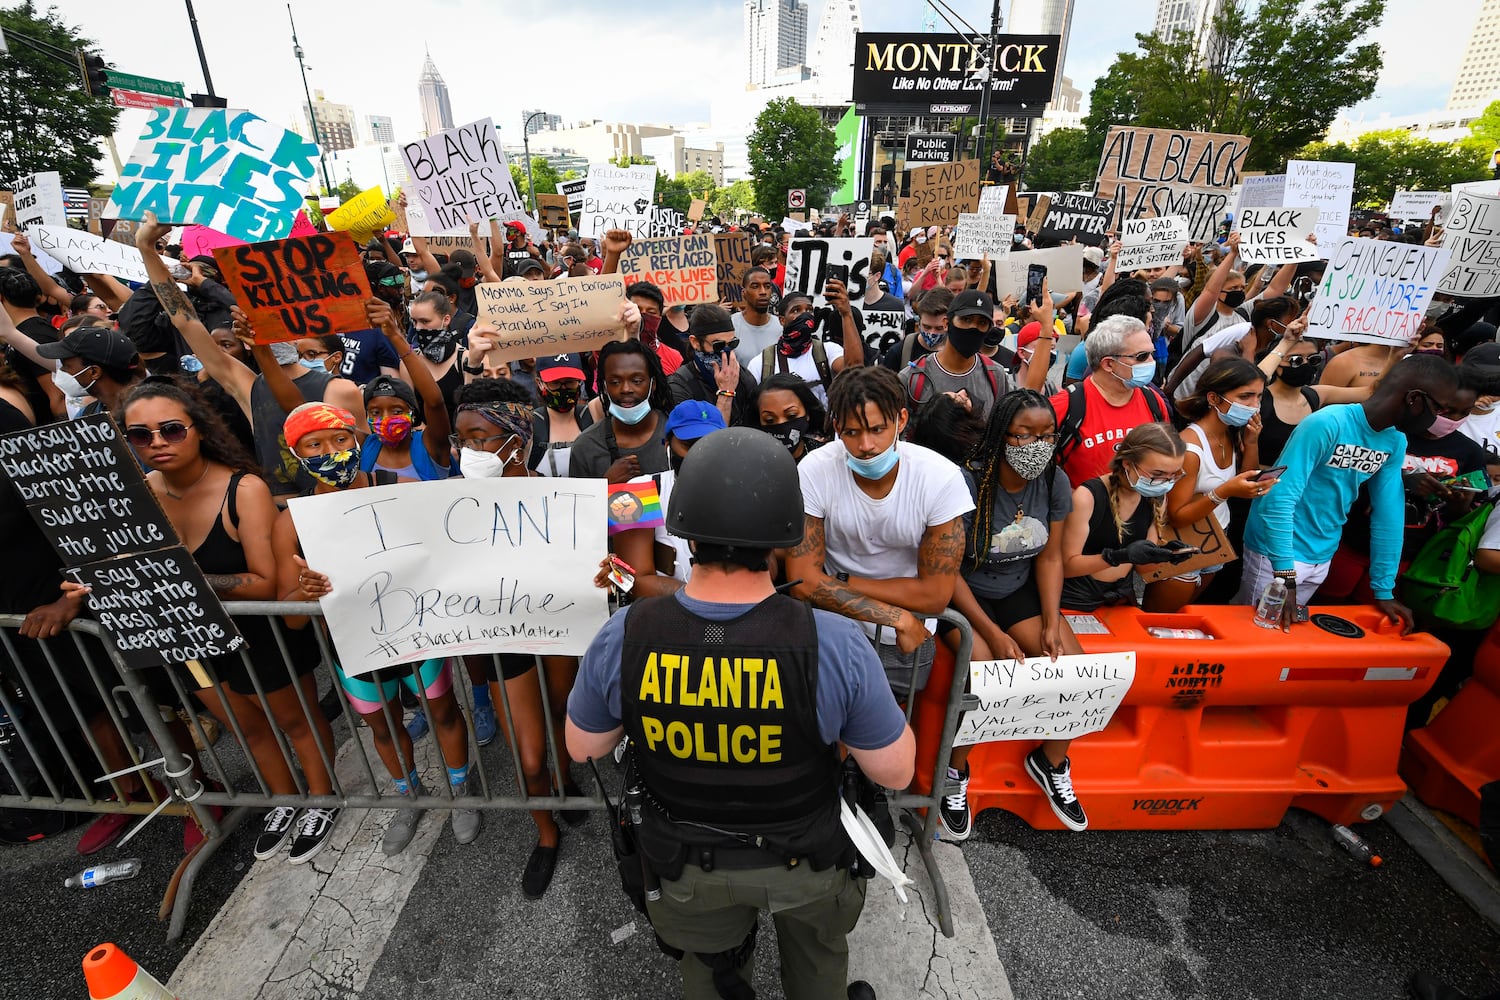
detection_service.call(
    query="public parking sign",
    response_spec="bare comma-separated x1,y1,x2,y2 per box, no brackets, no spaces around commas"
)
788,189,806,209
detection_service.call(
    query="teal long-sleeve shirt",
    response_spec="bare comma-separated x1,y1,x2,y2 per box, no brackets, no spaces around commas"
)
1242,403,1407,600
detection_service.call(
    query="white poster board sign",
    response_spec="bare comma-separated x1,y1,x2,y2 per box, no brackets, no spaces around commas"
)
1116,216,1189,271
400,117,523,236
1389,190,1450,223
13,171,66,229
1285,160,1354,255
996,245,1085,298
784,237,875,306
1235,207,1320,267
953,213,1015,259
1231,174,1286,221
954,652,1136,745
1452,180,1500,198
28,226,149,283
978,186,1009,217
1306,237,1450,345
0,233,61,274
289,478,610,676
1438,192,1500,297
578,164,657,238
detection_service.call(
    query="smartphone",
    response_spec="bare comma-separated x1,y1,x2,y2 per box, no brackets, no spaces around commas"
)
1254,465,1288,483
825,263,849,287
1026,263,1047,306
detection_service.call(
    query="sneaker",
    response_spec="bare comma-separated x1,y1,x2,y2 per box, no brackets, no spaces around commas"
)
253,806,297,860
288,807,340,864
405,709,429,743
382,779,426,856
471,705,497,747
558,779,589,827
522,838,560,898
77,812,132,855
1024,749,1088,832
939,764,972,841
848,983,878,1000
449,781,482,845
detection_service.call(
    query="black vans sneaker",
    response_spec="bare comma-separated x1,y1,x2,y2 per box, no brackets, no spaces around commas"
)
287,807,340,864
1024,749,1088,831
938,764,972,841
253,806,297,860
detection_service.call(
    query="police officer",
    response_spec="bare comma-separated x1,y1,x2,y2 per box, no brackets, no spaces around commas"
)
567,427,915,1000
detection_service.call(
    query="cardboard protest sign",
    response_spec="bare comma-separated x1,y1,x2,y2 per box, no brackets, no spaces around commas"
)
1136,516,1236,584
1306,237,1450,345
954,652,1135,745
28,226,150,283
1117,216,1189,271
1095,126,1250,241
860,309,906,358
325,186,394,244
289,477,610,675
1037,192,1114,244
1285,160,1354,252
784,237,875,307
578,164,656,238
0,413,243,670
953,213,1015,259
400,117,523,236
214,232,373,344
1025,195,1051,235
617,234,718,306
473,273,630,363
0,191,16,231
688,198,706,223
712,233,753,307
978,185,1008,217
1437,192,1500,297
1232,174,1286,220
1389,191,1450,223
908,159,981,227
537,193,570,229
1235,207,1319,267
107,107,320,242
13,171,66,229
996,245,1085,298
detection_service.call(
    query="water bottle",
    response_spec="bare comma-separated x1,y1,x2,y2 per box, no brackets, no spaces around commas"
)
65,858,142,888
1253,577,1288,630
1147,627,1212,639
1331,824,1383,867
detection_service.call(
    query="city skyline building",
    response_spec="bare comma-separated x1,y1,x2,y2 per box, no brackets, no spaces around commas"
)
523,110,563,135
1008,0,1074,101
809,0,863,102
744,0,809,87
1152,0,1226,64
304,90,356,152
417,49,455,137
366,114,395,144
1449,0,1500,109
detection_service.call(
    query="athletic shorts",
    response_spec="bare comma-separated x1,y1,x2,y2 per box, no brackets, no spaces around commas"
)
335,658,452,715
970,575,1045,632
473,652,537,684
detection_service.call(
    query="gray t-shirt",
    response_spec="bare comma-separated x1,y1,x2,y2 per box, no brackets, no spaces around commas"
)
962,467,1072,599
731,311,780,368
898,354,1013,422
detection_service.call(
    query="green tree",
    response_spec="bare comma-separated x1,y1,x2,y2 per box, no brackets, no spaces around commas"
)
330,177,363,202
747,98,839,219
610,154,653,168
1463,99,1500,165
1022,128,1097,193
709,179,756,218
0,1,120,186
527,156,560,196
1296,130,1489,208
1082,0,1385,172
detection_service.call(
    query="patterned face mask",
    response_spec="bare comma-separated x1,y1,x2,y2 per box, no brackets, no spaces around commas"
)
298,449,360,488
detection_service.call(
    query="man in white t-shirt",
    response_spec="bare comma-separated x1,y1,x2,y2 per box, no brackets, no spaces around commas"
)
731,267,780,367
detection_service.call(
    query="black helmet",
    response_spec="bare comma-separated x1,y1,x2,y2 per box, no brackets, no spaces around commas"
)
666,427,804,548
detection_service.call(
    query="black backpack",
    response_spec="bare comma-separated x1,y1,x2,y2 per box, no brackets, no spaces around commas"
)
1055,380,1168,464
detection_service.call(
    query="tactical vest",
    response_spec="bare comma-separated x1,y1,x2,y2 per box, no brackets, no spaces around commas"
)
621,594,847,865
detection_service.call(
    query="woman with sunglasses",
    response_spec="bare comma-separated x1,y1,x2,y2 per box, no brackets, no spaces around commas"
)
121,379,339,863
357,301,452,483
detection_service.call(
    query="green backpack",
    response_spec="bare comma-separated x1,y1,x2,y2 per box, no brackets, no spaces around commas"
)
1399,496,1500,630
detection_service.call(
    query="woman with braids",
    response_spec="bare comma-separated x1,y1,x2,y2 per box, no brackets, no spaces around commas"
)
118,379,338,862
940,389,1089,836
567,338,673,483
1147,357,1273,612
750,372,829,461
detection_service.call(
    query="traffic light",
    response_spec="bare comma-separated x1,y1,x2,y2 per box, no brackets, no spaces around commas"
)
78,51,109,97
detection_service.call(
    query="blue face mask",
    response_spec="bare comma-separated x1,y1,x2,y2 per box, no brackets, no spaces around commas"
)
411,269,429,283
298,357,326,371
846,439,900,480
1218,399,1256,427
1111,359,1156,389
1129,469,1175,498
608,395,653,425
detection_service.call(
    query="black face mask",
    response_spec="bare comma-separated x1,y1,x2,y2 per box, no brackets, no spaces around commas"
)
668,449,686,475
1277,363,1318,388
762,415,810,453
1401,390,1438,436
1223,289,1246,308
947,325,986,358
411,326,457,363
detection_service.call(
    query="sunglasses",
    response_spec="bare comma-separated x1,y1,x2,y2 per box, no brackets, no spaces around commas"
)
1281,353,1322,368
1110,350,1155,365
125,421,193,447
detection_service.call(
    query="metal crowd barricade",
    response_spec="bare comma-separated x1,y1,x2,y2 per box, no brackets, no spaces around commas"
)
0,602,976,940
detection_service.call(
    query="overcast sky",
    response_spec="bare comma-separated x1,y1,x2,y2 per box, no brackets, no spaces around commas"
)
50,0,1466,152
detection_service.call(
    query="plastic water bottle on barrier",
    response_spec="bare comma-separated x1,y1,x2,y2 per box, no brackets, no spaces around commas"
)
65,858,142,889
1253,577,1288,630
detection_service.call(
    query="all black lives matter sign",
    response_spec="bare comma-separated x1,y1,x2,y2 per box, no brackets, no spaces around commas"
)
852,33,1061,108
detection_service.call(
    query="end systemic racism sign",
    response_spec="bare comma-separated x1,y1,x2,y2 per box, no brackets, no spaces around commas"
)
851,33,1061,108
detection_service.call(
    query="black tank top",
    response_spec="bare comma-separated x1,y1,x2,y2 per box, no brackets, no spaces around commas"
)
192,473,249,576
1061,477,1156,612
1257,387,1320,468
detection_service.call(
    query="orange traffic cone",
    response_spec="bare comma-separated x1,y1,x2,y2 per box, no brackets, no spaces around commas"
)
82,943,177,999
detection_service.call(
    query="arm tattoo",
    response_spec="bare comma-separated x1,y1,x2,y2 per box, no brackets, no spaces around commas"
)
203,573,255,595
150,280,198,321
806,580,904,626
789,514,825,559
917,517,965,579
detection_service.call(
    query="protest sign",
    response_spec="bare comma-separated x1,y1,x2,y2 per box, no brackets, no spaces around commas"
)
578,164,656,238
559,178,587,213
1025,195,1051,235
1116,216,1189,271
650,206,686,238
953,213,1015,259
908,159,981,227
107,107,319,242
1437,192,1500,297
537,193,570,229
325,186,394,244
688,198,706,223
1232,174,1286,220
996,245,1084,298
13,171,66,229
1095,126,1250,240
214,232,373,344
289,477,610,674
1136,515,1236,584
0,232,61,274
859,309,906,358
28,226,150,283
617,234,718,306
1234,207,1319,267
88,196,108,235
400,117,522,236
1388,190,1450,223
978,185,1008,217
0,191,15,231
784,237,875,306
954,652,1136,745
1037,192,1114,244
712,233,753,306
474,273,630,363
1305,238,1450,345
181,211,318,260
1285,160,1354,252
1452,180,1500,198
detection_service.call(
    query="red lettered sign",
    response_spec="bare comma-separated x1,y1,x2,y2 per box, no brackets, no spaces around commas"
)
214,232,372,344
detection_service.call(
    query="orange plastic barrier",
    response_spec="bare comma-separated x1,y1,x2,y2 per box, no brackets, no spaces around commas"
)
911,605,1448,830
1401,621,1500,829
